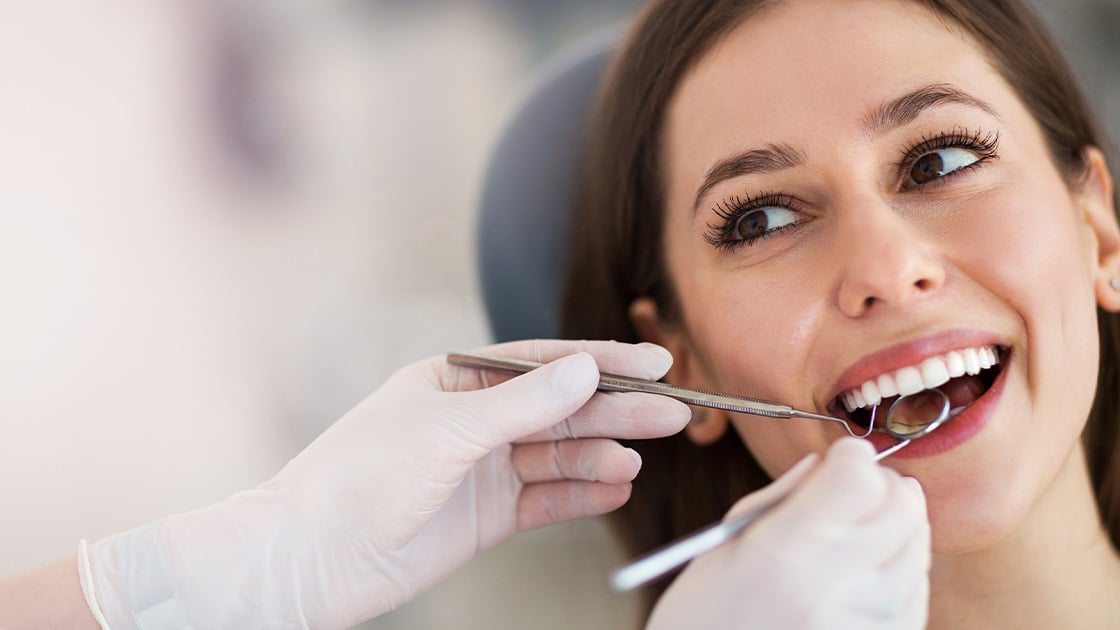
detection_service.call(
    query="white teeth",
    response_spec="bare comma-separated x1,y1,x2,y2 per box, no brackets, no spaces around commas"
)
963,348,981,375
837,345,1001,412
985,346,999,367
876,372,898,398
946,351,965,378
895,366,925,397
861,380,882,407
844,391,858,412
919,356,950,389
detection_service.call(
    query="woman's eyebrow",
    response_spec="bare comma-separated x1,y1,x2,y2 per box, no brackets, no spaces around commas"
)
693,143,804,212
862,82,999,136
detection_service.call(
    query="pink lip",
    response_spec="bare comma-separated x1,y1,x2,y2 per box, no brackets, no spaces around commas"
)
826,329,1005,403
866,347,1008,459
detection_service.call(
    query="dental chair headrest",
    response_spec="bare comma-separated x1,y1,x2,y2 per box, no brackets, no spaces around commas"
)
477,28,621,342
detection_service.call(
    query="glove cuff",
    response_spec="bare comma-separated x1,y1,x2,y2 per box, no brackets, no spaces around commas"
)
78,539,112,629
83,488,303,629
84,523,195,630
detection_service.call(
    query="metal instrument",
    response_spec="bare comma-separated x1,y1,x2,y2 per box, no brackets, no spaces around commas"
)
446,351,870,437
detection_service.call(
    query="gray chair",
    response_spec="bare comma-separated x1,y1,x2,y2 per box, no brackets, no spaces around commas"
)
476,27,622,342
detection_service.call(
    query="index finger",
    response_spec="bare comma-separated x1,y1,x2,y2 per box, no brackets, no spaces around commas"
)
472,339,675,381
515,390,690,443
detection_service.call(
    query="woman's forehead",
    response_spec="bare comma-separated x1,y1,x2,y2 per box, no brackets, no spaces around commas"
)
663,0,999,170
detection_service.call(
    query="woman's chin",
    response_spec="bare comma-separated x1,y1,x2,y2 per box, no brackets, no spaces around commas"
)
927,495,1029,556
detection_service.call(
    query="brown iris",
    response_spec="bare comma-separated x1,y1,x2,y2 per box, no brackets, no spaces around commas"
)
735,211,770,240
910,152,945,185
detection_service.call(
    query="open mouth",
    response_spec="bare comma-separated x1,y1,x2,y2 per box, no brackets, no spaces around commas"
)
827,345,1007,431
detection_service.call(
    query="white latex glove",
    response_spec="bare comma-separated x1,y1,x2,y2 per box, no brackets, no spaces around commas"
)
647,438,931,630
81,339,690,629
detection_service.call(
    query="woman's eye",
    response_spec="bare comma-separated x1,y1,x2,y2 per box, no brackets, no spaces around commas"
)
909,147,980,185
734,207,798,241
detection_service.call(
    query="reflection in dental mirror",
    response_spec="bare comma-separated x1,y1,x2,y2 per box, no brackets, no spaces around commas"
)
882,388,951,440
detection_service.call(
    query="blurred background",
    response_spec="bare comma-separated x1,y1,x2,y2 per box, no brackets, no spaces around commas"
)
0,1,1115,628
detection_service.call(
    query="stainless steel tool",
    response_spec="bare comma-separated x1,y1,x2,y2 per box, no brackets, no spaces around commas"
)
446,351,870,437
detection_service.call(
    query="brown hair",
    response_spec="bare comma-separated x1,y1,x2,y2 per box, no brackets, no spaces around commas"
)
559,0,1120,611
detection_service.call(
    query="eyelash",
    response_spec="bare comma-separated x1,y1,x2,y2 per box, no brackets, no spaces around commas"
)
704,192,803,250
895,127,1001,190
704,127,1001,250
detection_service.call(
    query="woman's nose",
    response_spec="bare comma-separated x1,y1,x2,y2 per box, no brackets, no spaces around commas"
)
833,195,946,318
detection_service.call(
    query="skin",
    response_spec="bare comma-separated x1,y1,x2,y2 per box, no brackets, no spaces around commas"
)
631,0,1120,627
0,559,98,628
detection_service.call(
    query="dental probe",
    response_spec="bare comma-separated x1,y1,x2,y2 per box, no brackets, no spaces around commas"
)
446,351,864,438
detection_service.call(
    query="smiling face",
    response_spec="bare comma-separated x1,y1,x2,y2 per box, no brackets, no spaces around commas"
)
633,0,1120,553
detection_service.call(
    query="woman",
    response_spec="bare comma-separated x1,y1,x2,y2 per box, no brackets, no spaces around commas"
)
562,0,1120,627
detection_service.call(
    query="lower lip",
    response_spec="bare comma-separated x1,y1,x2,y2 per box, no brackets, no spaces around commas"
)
863,353,1008,459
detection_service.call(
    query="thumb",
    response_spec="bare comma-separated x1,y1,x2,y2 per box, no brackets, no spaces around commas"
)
725,451,820,520
446,352,600,450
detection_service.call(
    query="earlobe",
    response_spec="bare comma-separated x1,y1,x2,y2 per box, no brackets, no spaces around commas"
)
1080,147,1120,312
681,407,731,445
629,297,730,445
1098,277,1120,312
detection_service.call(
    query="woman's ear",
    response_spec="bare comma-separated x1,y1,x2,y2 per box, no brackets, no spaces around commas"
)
1080,147,1120,312
629,297,729,445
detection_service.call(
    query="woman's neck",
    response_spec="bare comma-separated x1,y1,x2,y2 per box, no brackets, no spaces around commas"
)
927,445,1120,629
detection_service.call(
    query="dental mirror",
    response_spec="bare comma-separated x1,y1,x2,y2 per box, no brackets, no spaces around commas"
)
881,387,951,440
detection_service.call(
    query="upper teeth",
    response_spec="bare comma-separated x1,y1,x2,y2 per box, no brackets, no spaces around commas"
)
840,345,999,412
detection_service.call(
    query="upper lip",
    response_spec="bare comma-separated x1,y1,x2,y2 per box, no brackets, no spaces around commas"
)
823,329,1006,408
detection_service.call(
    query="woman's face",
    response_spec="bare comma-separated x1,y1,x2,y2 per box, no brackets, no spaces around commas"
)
642,0,1119,552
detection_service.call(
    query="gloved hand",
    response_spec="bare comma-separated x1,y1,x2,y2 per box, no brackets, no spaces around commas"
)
81,339,690,629
646,438,930,630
